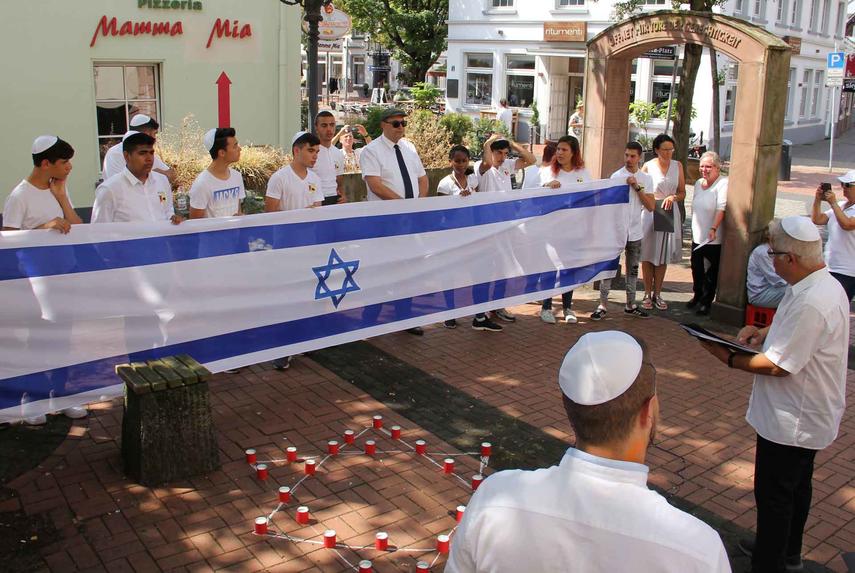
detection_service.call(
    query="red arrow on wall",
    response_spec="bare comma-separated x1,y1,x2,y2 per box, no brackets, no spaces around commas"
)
216,72,232,128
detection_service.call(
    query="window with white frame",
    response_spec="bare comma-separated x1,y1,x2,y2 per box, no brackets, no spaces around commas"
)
724,64,738,122
557,0,585,6
777,0,787,21
812,71,823,116
753,0,764,17
506,55,535,108
785,67,796,120
834,2,845,35
820,0,830,33
630,59,638,102
465,53,493,106
735,0,745,13
808,0,819,30
799,69,813,117
790,0,802,26
94,63,160,165
491,0,513,7
644,0,667,5
651,59,682,108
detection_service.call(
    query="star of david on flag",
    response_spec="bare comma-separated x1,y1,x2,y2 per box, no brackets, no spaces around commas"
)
312,248,360,308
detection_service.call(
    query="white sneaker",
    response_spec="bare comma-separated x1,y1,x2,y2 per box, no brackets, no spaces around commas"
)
24,415,47,426
563,310,578,324
540,309,556,324
62,406,88,419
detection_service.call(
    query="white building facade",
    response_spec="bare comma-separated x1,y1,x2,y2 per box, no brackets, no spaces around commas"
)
446,0,852,155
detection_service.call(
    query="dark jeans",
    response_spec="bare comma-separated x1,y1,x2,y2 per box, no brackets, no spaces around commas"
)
753,434,817,573
690,242,721,306
830,272,855,302
542,290,573,311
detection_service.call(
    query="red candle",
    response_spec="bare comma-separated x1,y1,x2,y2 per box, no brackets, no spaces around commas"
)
328,440,339,455
323,529,336,548
456,505,466,522
278,486,291,503
481,442,492,457
375,531,389,551
245,448,257,464
443,458,454,474
256,463,268,481
344,429,355,444
472,474,484,491
358,560,373,573
390,425,401,439
365,440,376,456
305,459,316,475
415,440,426,455
286,446,297,462
372,415,383,429
254,516,268,535
436,534,450,554
296,506,309,524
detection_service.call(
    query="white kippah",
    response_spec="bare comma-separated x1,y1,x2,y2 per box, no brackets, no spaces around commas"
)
558,331,643,406
780,215,820,242
203,128,217,152
291,131,309,146
129,114,152,127
32,135,58,155
122,130,140,141
838,170,855,184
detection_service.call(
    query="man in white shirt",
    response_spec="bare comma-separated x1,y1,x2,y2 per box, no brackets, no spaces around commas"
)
810,170,855,301
359,108,428,335
92,132,183,224
2,136,86,424
189,128,246,219
700,216,849,573
312,110,346,205
449,331,730,573
102,114,175,184
495,98,513,134
591,141,656,321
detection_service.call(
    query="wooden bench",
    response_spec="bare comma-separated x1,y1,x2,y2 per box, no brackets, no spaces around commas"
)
117,355,220,486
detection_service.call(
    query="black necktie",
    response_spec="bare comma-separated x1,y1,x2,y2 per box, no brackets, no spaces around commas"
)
394,144,414,199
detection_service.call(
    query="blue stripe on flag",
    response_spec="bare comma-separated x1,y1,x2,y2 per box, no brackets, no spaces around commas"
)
0,257,618,410
0,185,628,281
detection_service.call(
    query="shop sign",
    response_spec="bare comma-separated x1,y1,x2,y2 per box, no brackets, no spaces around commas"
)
843,78,855,93
318,39,343,51
89,15,253,48
782,36,801,54
206,18,252,48
302,3,352,40
138,0,202,10
642,46,676,60
544,22,587,42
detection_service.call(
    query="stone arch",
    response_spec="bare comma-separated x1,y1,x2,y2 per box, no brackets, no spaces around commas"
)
583,11,791,322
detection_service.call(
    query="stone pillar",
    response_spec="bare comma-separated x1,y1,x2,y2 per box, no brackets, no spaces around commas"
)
583,58,632,178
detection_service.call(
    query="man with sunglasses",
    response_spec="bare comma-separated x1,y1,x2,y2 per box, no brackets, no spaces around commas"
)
810,170,855,301
700,216,848,573
449,331,729,572
359,108,428,201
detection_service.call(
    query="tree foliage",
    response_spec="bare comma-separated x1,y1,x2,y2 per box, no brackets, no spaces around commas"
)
338,0,448,85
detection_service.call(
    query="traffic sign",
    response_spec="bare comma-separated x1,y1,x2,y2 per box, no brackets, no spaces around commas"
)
828,52,845,81
826,76,843,87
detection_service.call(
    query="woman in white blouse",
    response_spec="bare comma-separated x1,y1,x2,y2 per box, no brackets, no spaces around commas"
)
689,151,728,315
538,135,592,324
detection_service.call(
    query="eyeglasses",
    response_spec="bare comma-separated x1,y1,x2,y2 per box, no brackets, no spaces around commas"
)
766,249,790,258
384,120,407,128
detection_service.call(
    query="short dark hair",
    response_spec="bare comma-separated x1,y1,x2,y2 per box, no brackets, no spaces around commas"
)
314,111,335,125
490,139,511,152
123,132,156,154
448,145,471,160
293,132,321,151
625,141,644,155
32,138,74,167
652,133,675,151
210,127,236,159
562,335,656,447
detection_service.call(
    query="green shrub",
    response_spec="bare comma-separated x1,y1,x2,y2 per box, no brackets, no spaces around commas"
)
439,113,473,145
404,110,452,169
410,82,443,110
464,118,511,158
364,106,386,139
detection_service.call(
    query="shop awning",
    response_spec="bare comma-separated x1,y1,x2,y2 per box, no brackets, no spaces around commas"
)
525,48,587,58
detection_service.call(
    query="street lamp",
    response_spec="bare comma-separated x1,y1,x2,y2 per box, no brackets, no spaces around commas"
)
280,0,332,126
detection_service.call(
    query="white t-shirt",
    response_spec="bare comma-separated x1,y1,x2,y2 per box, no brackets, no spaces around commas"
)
436,173,479,196
266,165,324,211
539,166,593,187
188,168,246,218
611,166,654,243
359,135,426,201
823,201,855,276
496,107,513,131
91,169,174,223
476,158,518,192
448,448,730,573
521,164,545,189
3,180,70,230
691,177,728,245
102,140,169,181
312,144,345,198
747,268,849,450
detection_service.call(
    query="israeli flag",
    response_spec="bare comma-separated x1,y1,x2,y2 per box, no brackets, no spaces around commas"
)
0,179,630,422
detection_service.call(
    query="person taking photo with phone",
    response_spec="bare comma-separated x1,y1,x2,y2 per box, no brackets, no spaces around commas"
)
811,170,855,301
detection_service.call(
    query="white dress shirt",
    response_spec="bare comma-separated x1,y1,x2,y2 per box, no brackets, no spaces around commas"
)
611,166,654,242
312,144,345,198
823,201,855,277
91,168,174,223
691,177,728,245
359,135,425,200
102,141,169,181
475,159,518,192
747,267,849,450
447,448,730,573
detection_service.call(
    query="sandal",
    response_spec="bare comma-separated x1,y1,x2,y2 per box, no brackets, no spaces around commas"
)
641,295,653,310
654,295,668,310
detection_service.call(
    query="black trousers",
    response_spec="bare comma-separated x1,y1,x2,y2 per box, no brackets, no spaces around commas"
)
753,434,817,573
690,242,721,306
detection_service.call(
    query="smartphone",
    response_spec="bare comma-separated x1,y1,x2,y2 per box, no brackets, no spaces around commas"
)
820,182,832,191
